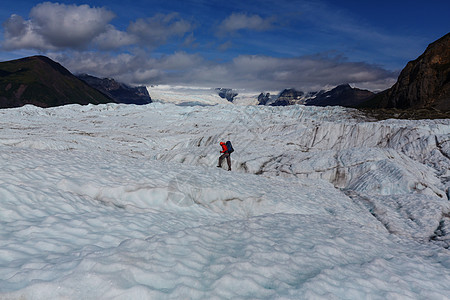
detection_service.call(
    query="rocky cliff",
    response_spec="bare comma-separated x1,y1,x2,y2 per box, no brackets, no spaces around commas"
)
78,74,152,105
365,33,450,111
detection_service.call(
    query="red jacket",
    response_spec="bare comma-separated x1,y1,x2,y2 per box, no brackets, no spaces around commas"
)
220,142,228,153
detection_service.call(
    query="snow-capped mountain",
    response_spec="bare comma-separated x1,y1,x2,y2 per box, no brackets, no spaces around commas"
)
0,102,449,299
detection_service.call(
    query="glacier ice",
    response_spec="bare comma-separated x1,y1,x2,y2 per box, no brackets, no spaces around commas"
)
0,102,449,299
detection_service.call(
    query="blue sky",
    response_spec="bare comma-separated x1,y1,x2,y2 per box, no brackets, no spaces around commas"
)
0,0,449,92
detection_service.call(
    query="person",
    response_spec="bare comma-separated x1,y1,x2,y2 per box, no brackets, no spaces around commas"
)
217,141,232,171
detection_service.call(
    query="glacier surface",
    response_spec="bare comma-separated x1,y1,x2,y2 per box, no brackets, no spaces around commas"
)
0,102,449,299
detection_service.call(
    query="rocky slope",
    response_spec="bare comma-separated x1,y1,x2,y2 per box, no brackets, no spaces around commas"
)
363,33,450,111
269,89,311,106
78,74,151,105
306,84,374,107
268,84,373,107
0,56,113,108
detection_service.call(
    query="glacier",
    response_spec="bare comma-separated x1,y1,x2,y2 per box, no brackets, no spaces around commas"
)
0,101,449,299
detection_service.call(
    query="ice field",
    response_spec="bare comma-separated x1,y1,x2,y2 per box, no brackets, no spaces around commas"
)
0,101,450,299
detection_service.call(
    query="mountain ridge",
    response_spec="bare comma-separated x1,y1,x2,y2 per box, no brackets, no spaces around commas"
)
0,55,114,108
265,84,374,107
361,32,450,111
2,31,449,114
77,74,152,105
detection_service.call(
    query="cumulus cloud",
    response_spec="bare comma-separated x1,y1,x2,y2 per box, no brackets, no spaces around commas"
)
151,54,396,92
54,51,397,92
128,13,193,47
30,2,115,48
217,13,275,36
2,2,398,93
2,2,115,50
93,25,136,50
1,3,193,51
2,14,49,50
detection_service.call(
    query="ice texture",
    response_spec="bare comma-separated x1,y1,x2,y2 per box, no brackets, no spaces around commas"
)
0,102,449,299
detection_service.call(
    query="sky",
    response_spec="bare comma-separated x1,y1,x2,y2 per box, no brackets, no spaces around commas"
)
0,0,449,92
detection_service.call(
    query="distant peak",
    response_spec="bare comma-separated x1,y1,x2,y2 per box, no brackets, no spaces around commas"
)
335,83,351,89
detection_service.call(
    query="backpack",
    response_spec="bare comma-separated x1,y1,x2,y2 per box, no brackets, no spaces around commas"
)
226,141,234,154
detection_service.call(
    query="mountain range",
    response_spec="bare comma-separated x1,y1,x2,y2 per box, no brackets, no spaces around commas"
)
77,74,151,105
0,56,151,109
0,33,448,112
258,33,449,111
264,84,375,107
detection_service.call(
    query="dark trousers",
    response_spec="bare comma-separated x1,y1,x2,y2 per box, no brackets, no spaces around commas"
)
218,153,231,170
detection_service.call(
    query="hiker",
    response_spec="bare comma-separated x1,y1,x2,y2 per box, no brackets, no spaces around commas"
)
217,141,233,171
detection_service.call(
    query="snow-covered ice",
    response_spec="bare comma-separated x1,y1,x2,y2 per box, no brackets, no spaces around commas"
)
0,102,449,299
147,85,263,106
148,85,229,105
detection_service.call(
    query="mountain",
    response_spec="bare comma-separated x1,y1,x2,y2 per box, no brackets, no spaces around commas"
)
305,84,374,107
362,33,450,111
257,92,271,105
0,56,113,108
77,74,151,105
267,84,373,107
269,88,308,106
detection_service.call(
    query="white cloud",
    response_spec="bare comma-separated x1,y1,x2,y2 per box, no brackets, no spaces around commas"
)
2,14,50,50
1,4,194,51
2,14,27,37
128,13,194,47
217,13,275,36
159,52,204,70
2,1,398,93
54,51,396,92
30,2,115,48
93,25,136,50
2,3,115,50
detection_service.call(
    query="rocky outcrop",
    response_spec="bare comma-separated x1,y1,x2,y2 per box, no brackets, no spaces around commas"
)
215,88,238,102
78,74,151,105
0,56,113,108
257,92,271,105
364,33,450,111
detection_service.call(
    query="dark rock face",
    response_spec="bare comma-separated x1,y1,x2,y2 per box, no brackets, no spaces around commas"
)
366,33,450,111
267,85,373,107
78,74,151,105
257,92,271,105
215,88,238,102
306,84,374,107
0,56,113,108
270,89,305,106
